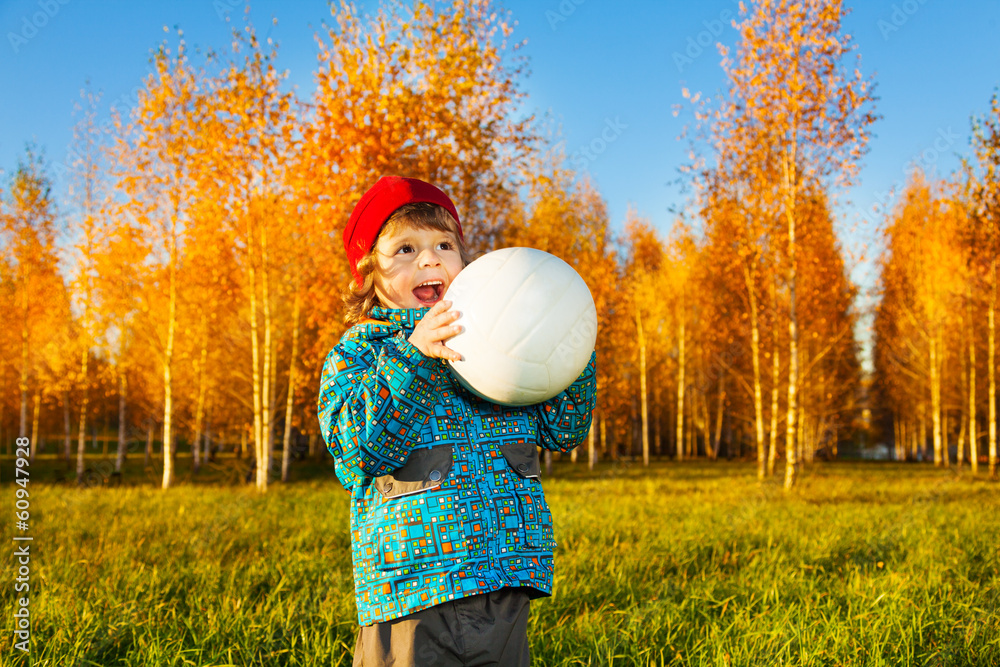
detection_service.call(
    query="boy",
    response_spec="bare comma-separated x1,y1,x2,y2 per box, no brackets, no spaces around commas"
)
318,176,596,666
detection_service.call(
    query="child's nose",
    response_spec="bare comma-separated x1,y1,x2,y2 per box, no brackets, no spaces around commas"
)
419,248,442,267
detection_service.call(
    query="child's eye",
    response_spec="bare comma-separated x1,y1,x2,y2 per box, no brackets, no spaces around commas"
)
437,241,454,251
396,244,414,255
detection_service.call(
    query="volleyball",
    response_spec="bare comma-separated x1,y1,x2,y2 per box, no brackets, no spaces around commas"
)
443,247,597,406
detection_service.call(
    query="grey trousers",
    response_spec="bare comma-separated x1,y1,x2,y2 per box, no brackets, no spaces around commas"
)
353,587,531,666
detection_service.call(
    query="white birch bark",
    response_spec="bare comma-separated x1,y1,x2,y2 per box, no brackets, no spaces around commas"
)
636,304,649,466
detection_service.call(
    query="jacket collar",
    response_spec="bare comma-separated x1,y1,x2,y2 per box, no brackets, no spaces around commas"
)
369,306,429,333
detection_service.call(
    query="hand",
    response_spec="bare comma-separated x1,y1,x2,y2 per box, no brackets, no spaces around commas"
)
408,300,463,361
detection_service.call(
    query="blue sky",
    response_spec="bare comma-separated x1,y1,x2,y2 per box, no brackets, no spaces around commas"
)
3,0,1000,366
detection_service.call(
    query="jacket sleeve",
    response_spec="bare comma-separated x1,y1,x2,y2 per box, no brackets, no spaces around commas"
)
317,330,441,486
535,351,597,453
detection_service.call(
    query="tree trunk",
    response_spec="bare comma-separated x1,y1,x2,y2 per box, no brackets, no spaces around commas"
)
193,334,208,473
282,287,302,482
686,397,695,458
783,146,800,491
904,417,911,462
796,402,805,465
899,418,907,462
30,392,40,461
654,382,662,457
803,414,815,465
203,402,212,463
19,286,29,439
116,371,127,473
258,217,275,492
784,288,799,489
145,419,152,468
712,372,726,461
630,396,638,459
930,335,943,466
63,389,71,461
588,415,597,471
161,217,178,490
636,305,649,466
700,389,711,460
0,373,5,455
989,258,997,479
675,307,686,462
602,415,610,461
268,332,278,469
77,344,90,482
968,290,979,473
959,337,968,469
249,251,263,480
957,413,967,469
918,402,927,461
892,412,899,461
667,394,675,457
247,200,266,490
746,263,765,478
943,409,950,466
768,329,781,476
905,418,912,460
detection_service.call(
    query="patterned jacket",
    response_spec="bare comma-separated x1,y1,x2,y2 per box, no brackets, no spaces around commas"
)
317,306,597,625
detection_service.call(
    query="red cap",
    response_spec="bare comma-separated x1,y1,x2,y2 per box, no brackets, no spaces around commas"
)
343,176,462,285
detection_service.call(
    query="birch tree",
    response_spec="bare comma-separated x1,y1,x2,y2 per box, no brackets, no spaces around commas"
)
195,21,297,492
115,35,200,489
2,147,64,448
967,91,1000,478
624,214,664,466
711,0,877,488
67,87,110,482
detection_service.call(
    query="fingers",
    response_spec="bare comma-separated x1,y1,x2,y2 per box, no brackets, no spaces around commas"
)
427,310,463,361
428,299,452,315
436,316,463,341
409,300,464,361
431,341,463,363
426,300,459,324
426,301,462,336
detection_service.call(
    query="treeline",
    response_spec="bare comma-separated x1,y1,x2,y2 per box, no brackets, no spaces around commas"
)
873,90,1000,477
1,0,981,492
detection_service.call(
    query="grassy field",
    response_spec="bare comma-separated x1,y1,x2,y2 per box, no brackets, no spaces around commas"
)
2,455,998,666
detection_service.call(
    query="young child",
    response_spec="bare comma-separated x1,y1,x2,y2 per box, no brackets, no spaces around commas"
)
317,176,597,666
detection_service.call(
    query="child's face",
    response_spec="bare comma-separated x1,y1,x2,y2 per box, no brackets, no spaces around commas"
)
373,224,464,309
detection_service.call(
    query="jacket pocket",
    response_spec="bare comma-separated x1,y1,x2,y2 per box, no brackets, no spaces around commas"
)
515,490,555,550
499,440,540,479
498,441,554,550
373,443,453,498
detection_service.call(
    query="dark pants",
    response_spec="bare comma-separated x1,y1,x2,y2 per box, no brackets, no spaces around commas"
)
353,588,531,666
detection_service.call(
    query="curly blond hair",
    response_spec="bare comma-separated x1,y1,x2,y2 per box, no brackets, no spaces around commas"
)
342,202,472,326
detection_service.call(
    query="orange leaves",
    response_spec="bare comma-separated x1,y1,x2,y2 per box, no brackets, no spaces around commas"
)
874,170,969,433
1,146,69,434
714,0,877,191
881,172,965,331
306,0,531,253
678,0,874,474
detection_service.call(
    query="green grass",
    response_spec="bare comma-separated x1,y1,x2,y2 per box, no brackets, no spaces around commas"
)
2,457,998,665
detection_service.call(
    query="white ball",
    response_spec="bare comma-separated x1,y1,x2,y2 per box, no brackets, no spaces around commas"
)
443,247,597,406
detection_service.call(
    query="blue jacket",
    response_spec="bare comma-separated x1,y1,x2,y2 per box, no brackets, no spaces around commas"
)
317,306,596,625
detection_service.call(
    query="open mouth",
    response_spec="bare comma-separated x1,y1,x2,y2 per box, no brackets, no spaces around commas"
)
412,280,445,306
